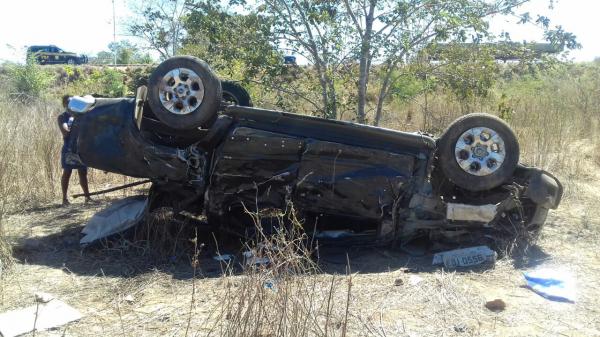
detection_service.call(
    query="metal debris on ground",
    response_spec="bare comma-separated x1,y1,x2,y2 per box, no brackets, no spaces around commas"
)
0,294,82,337
80,196,147,245
432,246,497,268
524,268,576,302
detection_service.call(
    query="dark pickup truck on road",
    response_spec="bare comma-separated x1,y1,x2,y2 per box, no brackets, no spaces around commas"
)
27,45,88,65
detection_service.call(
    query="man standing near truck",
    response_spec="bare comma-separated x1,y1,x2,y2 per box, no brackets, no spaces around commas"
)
58,95,92,205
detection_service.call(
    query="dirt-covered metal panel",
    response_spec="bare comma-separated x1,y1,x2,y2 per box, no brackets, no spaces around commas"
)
206,127,305,215
294,140,415,220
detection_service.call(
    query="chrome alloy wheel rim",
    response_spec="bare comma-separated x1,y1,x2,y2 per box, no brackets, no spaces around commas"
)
159,68,205,115
454,127,506,176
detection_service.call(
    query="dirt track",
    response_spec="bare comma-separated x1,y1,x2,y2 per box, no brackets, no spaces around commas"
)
2,174,600,336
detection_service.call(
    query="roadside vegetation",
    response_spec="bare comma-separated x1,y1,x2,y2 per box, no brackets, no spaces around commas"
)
0,57,598,209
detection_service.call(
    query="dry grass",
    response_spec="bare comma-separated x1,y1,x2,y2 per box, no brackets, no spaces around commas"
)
200,205,357,337
1,187,599,336
0,216,11,279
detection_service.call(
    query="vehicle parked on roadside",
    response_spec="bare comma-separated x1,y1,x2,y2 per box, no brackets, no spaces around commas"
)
26,45,88,65
65,56,562,248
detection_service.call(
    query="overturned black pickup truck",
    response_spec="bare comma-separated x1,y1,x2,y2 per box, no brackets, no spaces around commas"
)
67,56,562,247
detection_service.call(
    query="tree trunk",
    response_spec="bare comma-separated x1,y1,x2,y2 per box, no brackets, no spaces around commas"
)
313,60,332,118
374,64,393,126
356,2,376,124
327,77,337,119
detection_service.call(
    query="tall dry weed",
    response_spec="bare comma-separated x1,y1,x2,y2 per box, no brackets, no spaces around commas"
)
0,116,13,274
0,95,62,208
201,205,356,337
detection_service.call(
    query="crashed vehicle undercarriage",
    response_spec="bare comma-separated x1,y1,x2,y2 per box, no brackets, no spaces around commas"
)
67,56,562,248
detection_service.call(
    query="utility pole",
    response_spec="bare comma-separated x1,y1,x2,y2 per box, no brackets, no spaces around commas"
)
112,0,117,65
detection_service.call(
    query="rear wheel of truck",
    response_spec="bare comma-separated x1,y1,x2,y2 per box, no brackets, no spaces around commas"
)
222,80,252,107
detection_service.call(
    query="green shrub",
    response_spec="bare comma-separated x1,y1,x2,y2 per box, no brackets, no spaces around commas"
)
6,56,53,98
61,67,127,97
96,68,126,97
124,66,154,94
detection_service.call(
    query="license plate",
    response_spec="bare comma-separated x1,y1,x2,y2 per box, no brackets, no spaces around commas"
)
443,253,487,268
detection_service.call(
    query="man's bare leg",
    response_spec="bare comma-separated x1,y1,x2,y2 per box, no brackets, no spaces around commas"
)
78,168,92,203
61,169,72,205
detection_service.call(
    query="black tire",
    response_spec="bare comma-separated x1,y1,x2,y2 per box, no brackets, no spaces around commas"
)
147,56,222,130
222,80,252,107
438,113,519,192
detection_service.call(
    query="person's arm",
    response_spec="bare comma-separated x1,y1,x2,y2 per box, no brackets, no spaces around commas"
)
57,113,70,137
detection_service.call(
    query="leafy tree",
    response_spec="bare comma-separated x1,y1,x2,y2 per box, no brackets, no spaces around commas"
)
426,43,500,109
343,0,581,125
260,0,351,119
108,41,153,65
182,1,282,80
260,0,579,124
94,51,115,65
127,0,189,59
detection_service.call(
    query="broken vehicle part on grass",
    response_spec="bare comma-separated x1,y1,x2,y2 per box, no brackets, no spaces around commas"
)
80,196,148,245
69,56,563,249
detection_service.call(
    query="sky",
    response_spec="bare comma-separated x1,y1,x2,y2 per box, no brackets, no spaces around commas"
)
0,0,599,63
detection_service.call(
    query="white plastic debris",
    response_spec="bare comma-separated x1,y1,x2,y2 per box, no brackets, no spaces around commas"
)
0,295,82,337
80,196,147,245
432,246,497,268
446,203,497,222
408,275,424,286
524,268,576,302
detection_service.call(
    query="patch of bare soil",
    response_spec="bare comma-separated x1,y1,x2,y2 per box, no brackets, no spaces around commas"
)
2,174,600,337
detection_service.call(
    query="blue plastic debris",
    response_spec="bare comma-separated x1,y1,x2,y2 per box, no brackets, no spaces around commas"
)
524,268,576,302
264,280,277,291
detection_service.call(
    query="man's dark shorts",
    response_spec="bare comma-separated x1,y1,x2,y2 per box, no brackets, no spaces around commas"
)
61,142,87,171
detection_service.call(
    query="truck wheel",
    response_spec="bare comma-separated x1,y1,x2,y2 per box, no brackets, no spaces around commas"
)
67,58,75,65
147,56,222,130
438,113,519,192
222,81,252,107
